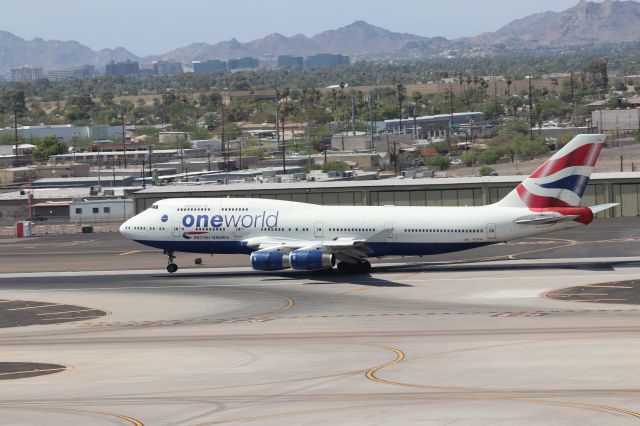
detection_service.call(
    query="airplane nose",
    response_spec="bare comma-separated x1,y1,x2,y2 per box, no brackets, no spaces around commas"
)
120,218,133,239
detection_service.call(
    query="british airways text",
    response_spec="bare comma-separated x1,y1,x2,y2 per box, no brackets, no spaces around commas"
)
182,211,279,229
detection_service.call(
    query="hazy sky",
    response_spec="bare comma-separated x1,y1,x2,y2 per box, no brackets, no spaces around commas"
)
0,0,598,56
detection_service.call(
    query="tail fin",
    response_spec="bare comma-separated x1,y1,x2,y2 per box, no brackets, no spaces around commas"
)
496,134,606,208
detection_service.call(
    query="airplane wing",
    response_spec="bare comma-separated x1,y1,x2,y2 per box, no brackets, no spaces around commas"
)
244,228,394,262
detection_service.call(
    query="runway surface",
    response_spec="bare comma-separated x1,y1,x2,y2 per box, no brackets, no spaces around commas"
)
0,218,640,424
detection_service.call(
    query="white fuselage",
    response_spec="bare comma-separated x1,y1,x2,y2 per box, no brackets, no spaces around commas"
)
120,197,582,257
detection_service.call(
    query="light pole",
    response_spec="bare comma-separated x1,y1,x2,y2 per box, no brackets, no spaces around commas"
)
121,107,127,168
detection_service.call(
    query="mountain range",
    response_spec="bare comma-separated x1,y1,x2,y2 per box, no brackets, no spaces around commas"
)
1,0,640,76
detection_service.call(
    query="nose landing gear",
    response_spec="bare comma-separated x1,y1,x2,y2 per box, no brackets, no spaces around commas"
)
164,250,178,273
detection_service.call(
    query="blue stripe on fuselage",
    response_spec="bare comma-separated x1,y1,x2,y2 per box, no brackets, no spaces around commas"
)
133,239,494,257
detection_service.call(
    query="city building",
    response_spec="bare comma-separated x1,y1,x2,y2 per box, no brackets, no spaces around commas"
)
306,54,350,68
105,60,139,76
47,65,95,81
10,66,44,82
153,60,183,76
228,57,259,71
0,125,123,144
193,60,228,75
592,109,640,133
277,55,304,68
0,163,90,186
384,112,484,139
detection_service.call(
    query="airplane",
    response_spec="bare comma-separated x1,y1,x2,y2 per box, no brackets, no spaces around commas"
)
120,134,616,274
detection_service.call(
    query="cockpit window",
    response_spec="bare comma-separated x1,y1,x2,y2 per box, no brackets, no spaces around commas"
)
150,204,159,210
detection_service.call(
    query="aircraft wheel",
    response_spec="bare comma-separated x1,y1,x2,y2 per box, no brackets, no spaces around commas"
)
167,263,178,273
360,260,372,273
337,262,353,273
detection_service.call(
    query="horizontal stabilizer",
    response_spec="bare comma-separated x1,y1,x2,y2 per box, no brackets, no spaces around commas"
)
515,214,578,225
589,203,618,214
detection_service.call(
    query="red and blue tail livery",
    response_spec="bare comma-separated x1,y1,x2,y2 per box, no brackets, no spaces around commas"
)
498,134,606,209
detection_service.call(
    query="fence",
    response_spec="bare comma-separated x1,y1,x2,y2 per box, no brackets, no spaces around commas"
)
0,219,123,238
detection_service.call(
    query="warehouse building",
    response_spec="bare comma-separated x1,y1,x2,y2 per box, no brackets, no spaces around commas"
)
131,172,640,218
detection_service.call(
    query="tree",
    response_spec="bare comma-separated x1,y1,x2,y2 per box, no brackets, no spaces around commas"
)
1,90,28,116
584,59,609,99
32,136,67,161
100,91,116,109
1,90,29,165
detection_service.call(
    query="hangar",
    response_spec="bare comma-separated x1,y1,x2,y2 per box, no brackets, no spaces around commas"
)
131,172,640,218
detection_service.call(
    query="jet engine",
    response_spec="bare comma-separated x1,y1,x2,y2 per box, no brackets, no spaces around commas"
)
289,250,335,271
250,250,291,271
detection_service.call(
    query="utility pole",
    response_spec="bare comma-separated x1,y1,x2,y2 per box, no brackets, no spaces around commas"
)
147,145,153,186
570,72,576,128
618,116,623,172
412,105,417,140
121,107,127,168
221,100,226,180
307,112,311,173
13,108,18,167
528,76,533,143
97,146,101,189
448,84,454,151
369,92,374,150
142,158,146,189
275,91,285,174
393,140,398,176
351,92,356,136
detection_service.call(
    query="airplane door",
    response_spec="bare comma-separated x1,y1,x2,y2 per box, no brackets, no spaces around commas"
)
314,222,324,238
171,220,181,238
487,223,497,240
234,227,242,238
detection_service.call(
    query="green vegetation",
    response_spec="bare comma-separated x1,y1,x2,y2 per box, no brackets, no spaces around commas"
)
0,50,638,165
32,136,67,161
426,155,451,170
479,166,495,176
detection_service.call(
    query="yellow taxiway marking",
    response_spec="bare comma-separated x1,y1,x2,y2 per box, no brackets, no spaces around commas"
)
365,345,406,384
521,399,640,419
362,344,640,421
118,250,141,256
194,405,367,425
7,304,61,311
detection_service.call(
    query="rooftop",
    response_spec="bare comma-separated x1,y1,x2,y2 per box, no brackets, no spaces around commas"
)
135,172,640,195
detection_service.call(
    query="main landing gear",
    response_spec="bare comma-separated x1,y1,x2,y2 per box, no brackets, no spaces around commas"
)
337,260,372,274
164,250,178,273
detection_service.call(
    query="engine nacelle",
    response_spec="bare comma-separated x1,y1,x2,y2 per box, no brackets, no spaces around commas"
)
290,250,335,271
250,250,291,271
